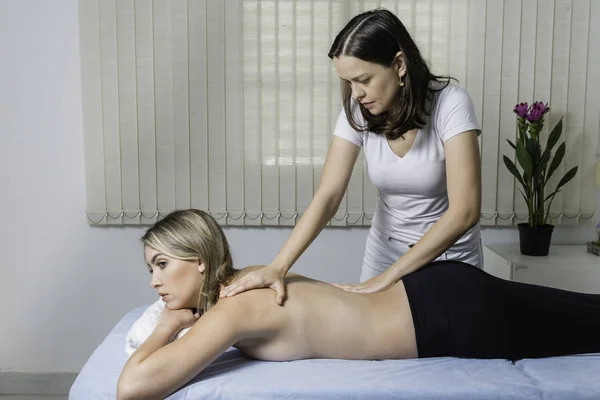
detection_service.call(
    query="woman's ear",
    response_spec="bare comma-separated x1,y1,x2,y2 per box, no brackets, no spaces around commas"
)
197,260,205,274
395,51,406,78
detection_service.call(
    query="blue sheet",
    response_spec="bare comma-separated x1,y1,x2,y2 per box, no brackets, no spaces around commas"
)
515,355,600,400
70,305,600,400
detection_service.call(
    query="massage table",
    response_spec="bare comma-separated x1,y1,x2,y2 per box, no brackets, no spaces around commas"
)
70,305,600,399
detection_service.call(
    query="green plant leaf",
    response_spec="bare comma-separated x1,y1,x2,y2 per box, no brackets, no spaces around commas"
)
517,188,529,207
554,166,579,192
506,139,516,150
526,136,541,163
546,118,563,151
522,171,531,197
545,189,561,202
538,148,551,175
516,139,533,178
546,142,565,183
543,167,578,205
503,156,526,188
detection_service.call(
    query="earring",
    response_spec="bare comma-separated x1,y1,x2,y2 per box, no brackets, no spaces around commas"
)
399,79,404,87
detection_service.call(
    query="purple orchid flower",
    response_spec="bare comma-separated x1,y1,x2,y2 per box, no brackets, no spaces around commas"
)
513,102,529,118
526,101,550,123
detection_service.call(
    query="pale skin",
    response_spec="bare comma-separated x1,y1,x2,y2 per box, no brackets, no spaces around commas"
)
117,246,417,400
219,53,481,302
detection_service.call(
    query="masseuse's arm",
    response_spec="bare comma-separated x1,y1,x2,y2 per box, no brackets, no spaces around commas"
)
220,136,360,303
337,130,481,292
117,302,249,400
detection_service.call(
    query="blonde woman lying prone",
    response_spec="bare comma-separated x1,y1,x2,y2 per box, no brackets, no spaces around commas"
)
117,209,600,400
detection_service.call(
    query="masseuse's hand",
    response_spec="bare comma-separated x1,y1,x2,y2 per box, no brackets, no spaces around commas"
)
333,270,397,294
158,307,200,333
219,264,287,306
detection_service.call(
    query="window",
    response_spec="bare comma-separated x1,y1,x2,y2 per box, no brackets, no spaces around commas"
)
80,0,599,226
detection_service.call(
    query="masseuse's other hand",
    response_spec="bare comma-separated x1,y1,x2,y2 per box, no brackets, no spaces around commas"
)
158,307,200,333
333,270,396,294
219,264,287,306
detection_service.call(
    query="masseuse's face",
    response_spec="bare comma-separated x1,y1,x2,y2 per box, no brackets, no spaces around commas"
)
333,54,405,115
145,245,204,310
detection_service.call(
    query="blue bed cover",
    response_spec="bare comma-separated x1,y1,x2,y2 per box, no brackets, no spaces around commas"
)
70,306,600,400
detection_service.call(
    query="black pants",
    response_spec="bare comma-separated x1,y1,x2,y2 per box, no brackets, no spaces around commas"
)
402,260,600,360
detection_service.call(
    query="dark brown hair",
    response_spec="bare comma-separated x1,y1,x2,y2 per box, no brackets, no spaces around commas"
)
328,9,453,140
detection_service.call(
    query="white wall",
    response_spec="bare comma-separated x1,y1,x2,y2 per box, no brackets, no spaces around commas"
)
1,0,598,373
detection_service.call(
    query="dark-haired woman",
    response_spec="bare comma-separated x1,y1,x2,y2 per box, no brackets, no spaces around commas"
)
220,9,483,303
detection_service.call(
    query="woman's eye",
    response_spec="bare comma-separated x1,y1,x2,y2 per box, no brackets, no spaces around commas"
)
148,269,153,275
359,78,370,84
158,261,167,269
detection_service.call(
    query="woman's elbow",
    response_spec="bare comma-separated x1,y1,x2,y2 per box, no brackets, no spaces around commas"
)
117,383,163,400
450,204,480,231
117,377,143,400
116,383,134,400
462,206,480,229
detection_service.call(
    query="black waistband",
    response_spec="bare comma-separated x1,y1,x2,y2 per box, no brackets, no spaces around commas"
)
402,261,482,358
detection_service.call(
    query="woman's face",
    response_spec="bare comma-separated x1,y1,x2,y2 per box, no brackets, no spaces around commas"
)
144,245,204,310
333,55,404,115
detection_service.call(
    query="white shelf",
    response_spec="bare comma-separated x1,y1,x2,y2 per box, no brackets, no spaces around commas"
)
483,244,600,294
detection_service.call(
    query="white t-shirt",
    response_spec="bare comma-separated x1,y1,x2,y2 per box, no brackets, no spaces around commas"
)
333,83,482,266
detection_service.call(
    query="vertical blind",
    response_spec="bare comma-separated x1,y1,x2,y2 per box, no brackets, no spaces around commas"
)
79,0,600,226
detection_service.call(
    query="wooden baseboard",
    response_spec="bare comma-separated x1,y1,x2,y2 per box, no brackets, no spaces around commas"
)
0,371,77,395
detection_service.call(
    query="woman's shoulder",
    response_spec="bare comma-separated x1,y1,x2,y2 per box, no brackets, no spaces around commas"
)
208,286,285,338
216,273,289,315
432,82,472,108
430,81,478,127
427,81,481,142
215,272,318,317
234,265,268,279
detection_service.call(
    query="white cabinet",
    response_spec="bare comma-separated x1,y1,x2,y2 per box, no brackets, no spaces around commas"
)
483,244,600,294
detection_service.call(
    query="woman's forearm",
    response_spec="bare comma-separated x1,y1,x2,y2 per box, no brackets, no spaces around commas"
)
386,207,479,281
117,326,178,400
272,193,341,273
119,306,243,400
270,136,359,275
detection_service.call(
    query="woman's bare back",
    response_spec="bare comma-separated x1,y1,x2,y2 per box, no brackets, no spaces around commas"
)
230,271,418,362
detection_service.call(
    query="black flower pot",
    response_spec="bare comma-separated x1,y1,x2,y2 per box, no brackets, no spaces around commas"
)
517,223,554,256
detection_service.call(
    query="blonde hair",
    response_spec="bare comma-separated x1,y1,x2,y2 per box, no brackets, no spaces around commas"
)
142,209,235,315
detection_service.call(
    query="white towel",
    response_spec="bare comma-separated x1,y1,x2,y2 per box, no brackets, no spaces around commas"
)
125,299,190,356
